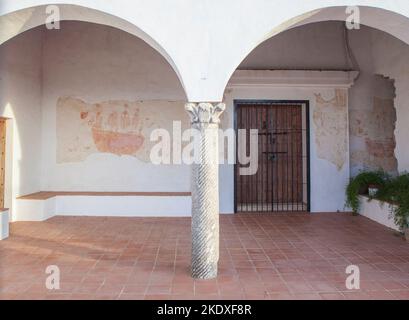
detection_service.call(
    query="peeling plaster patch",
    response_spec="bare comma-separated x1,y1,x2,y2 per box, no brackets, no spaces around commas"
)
91,127,145,156
313,89,348,170
350,97,397,173
56,97,189,163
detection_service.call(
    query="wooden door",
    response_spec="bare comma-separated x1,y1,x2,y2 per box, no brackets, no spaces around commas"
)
235,103,307,212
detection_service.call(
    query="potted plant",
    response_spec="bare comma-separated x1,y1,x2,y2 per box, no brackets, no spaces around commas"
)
368,184,381,197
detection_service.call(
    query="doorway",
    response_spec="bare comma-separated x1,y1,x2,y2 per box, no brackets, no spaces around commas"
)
234,100,310,212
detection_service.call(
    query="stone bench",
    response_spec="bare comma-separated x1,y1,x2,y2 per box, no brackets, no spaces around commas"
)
15,191,192,221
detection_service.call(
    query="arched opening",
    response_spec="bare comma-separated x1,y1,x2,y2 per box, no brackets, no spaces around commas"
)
223,7,409,214
0,4,185,90
1,1,409,298
0,16,190,221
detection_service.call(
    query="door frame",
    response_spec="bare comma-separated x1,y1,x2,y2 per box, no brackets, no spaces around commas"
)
233,99,311,213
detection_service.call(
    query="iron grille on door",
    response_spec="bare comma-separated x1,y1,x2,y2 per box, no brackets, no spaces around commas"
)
235,101,309,212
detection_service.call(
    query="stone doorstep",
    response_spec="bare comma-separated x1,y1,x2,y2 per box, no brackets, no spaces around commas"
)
0,209,9,240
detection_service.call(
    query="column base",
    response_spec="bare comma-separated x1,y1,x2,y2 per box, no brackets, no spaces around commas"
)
191,263,218,280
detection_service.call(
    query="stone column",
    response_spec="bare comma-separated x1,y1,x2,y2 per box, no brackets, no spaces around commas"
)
185,102,225,279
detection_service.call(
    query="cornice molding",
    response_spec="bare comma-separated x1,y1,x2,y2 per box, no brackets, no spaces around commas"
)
227,70,359,89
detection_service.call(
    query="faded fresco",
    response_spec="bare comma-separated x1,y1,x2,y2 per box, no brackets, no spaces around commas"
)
350,97,397,173
313,89,348,170
56,97,191,163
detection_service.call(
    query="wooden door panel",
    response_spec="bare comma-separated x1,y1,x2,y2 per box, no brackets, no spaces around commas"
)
236,103,305,212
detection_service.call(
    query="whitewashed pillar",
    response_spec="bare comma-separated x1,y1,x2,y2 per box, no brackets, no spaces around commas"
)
185,102,225,279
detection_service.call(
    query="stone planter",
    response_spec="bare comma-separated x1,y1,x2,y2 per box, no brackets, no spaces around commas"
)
359,196,400,231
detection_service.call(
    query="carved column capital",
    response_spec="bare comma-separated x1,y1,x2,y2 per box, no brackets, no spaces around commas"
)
185,102,225,126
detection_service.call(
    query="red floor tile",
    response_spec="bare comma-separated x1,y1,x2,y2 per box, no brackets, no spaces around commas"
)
0,213,408,300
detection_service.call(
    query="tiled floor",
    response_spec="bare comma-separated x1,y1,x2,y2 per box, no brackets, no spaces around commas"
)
1,213,409,300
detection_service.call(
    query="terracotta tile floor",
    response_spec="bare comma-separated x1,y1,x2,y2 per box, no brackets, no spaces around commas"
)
1,213,409,300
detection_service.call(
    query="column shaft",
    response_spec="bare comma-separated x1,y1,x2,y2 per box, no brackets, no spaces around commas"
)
185,102,225,279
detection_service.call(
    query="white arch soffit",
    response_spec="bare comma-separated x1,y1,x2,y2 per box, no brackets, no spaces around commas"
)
0,3,188,99
223,4,409,100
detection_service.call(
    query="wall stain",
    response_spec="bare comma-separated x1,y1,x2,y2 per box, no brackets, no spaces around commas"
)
350,97,397,173
56,97,189,163
313,89,348,171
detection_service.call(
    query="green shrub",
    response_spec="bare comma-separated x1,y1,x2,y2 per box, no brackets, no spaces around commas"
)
345,170,409,231
345,170,389,214
376,173,409,230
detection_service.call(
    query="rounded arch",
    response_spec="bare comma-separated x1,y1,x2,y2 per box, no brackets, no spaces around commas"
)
259,6,409,47
0,3,188,99
223,5,409,98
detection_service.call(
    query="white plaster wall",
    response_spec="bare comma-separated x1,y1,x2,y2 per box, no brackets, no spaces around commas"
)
0,28,43,220
3,19,408,219
240,23,403,176
41,22,190,192
369,30,409,173
40,21,408,214
240,22,350,70
349,74,396,175
41,21,354,212
2,1,409,101
347,28,397,175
